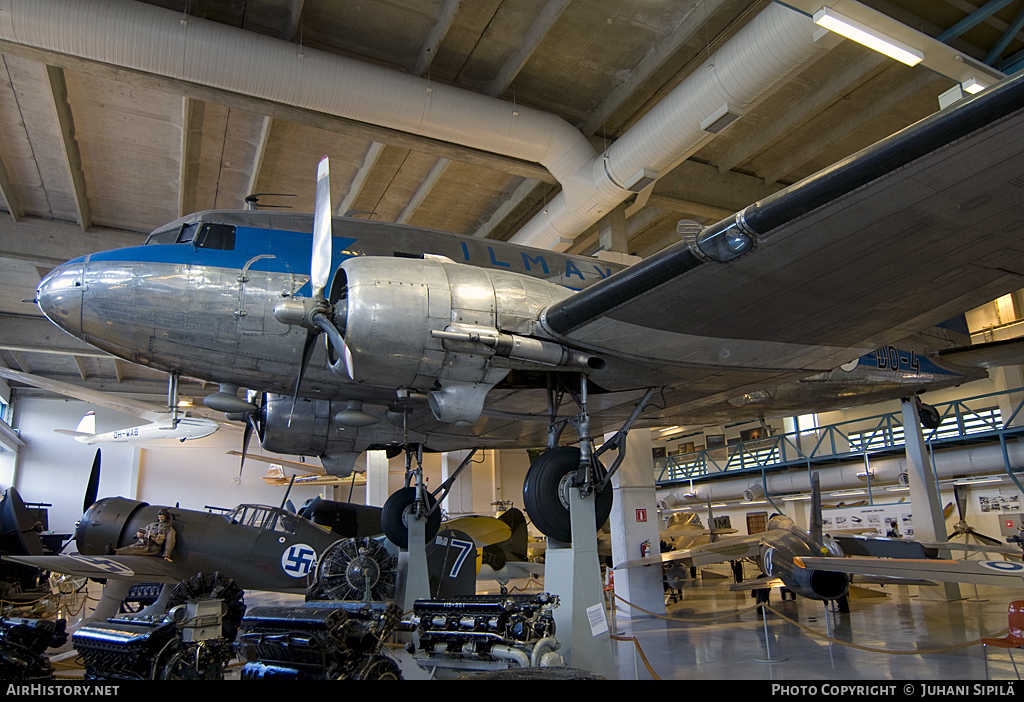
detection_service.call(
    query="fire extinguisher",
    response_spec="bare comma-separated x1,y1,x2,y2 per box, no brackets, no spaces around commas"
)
640,539,651,558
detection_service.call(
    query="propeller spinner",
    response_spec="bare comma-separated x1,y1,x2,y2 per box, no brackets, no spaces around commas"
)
273,157,355,422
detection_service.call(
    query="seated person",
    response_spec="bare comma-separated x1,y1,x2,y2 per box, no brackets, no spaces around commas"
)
115,508,176,561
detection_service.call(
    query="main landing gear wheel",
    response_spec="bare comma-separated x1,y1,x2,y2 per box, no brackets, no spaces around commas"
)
381,486,442,549
522,446,613,544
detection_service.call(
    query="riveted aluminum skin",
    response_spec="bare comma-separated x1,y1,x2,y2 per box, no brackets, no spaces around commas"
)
37,258,86,338
340,256,573,390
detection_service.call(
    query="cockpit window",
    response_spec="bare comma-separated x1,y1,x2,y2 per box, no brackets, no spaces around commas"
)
144,222,235,249
226,505,295,534
145,228,181,245
177,223,200,243
195,223,236,251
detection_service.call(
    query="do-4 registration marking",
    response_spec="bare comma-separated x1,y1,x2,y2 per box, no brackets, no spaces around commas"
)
874,346,920,373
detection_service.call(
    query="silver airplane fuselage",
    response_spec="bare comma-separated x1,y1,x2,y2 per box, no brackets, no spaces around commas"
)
35,210,979,464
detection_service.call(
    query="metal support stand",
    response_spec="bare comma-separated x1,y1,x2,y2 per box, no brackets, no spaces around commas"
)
399,512,431,614
755,607,786,664
396,435,433,617
544,488,613,675
824,601,836,669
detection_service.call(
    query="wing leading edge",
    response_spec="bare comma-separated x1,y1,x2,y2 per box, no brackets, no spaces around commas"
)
3,554,194,583
798,556,1024,588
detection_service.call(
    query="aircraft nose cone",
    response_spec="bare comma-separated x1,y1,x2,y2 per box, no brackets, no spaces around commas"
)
37,259,86,338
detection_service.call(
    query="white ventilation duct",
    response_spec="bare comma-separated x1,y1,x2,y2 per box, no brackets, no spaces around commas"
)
657,442,1024,505
0,0,822,251
511,2,824,250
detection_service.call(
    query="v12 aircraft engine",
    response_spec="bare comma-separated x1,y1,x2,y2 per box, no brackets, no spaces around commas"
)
326,256,603,425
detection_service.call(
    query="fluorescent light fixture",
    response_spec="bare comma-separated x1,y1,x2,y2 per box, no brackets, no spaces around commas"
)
888,486,910,492
953,477,1003,485
744,500,768,505
710,503,728,508
961,77,986,94
813,8,923,66
782,495,811,501
831,489,866,497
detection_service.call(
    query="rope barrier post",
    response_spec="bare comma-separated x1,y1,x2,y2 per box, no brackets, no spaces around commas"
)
755,607,786,664
824,601,837,669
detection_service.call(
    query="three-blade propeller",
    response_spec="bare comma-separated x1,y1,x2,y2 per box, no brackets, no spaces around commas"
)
273,156,355,424
948,483,1004,546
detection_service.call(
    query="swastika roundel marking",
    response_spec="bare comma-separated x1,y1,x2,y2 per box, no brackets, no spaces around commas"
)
281,544,317,577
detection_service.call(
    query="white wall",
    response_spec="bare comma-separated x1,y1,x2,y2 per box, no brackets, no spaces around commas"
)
8,398,537,535
10,398,324,533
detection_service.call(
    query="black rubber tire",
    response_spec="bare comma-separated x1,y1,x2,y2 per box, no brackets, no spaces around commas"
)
381,487,442,549
522,446,613,543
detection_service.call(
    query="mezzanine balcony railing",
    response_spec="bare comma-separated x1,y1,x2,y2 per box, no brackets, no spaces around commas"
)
654,387,1024,486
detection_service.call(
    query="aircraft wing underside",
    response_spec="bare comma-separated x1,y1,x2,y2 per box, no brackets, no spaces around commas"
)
614,534,762,570
799,556,1024,587
3,554,196,584
541,73,1024,380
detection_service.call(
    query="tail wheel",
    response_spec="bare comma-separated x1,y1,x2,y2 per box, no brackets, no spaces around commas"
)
381,487,442,549
522,447,612,543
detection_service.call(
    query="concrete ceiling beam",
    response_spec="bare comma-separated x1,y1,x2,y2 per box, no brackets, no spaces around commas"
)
396,157,451,224
759,68,945,185
0,217,143,267
0,314,108,357
0,155,22,222
579,0,735,137
649,160,782,216
484,0,571,97
414,0,463,77
0,39,556,187
45,65,91,232
716,49,888,174
179,97,206,218
246,116,274,203
72,354,89,381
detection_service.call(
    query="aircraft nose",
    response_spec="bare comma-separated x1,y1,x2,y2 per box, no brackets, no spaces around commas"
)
37,258,86,338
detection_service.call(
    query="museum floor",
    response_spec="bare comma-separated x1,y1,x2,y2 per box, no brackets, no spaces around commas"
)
238,565,1024,681
48,566,1024,681
601,568,1021,681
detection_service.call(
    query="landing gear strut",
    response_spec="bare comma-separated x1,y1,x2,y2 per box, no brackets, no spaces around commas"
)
521,373,654,672
522,375,654,543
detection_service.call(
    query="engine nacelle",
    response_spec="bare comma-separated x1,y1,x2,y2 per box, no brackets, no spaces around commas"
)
334,256,587,425
257,394,386,477
75,497,152,555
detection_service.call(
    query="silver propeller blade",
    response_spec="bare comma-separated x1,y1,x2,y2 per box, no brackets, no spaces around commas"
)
312,155,332,300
